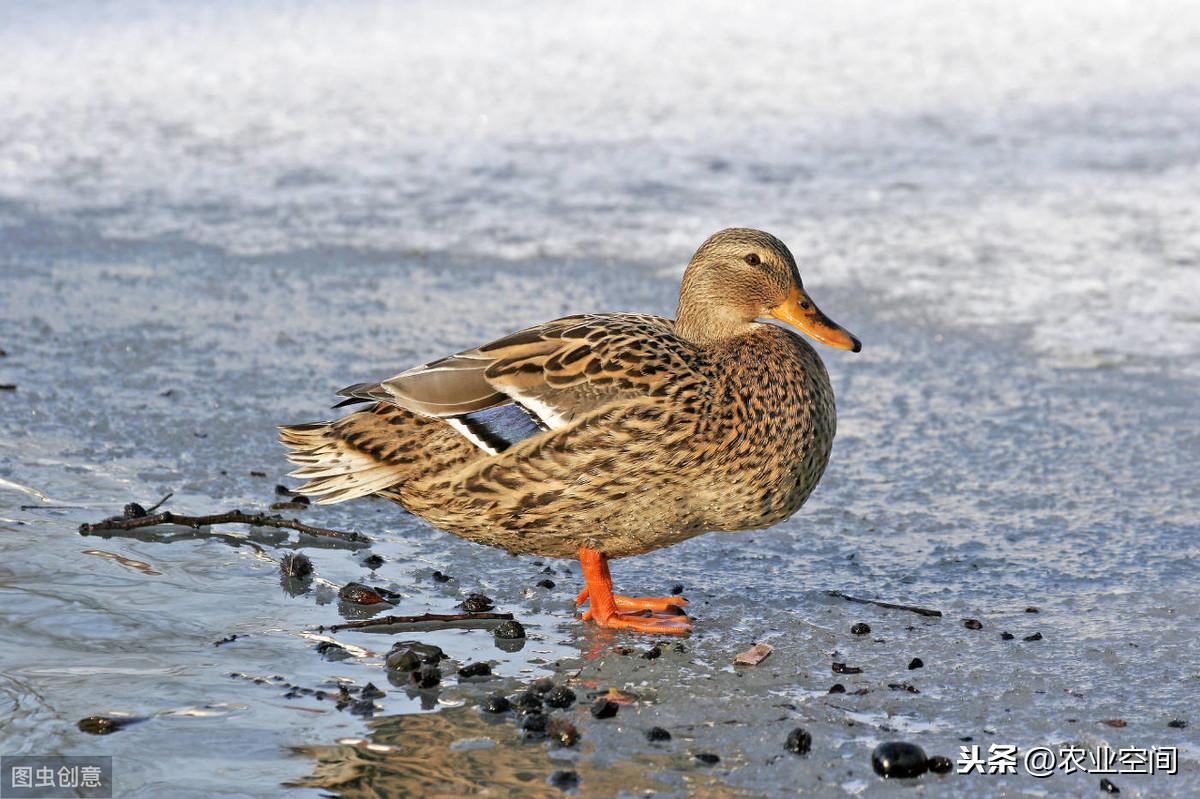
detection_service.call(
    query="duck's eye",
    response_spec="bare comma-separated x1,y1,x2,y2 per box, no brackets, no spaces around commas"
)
744,253,760,266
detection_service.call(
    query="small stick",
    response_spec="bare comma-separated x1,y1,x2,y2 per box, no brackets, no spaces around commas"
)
144,492,174,514
324,612,514,632
79,510,369,545
827,590,943,618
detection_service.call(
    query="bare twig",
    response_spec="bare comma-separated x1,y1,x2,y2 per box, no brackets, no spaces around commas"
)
79,509,369,545
323,612,514,632
144,492,174,514
827,590,942,618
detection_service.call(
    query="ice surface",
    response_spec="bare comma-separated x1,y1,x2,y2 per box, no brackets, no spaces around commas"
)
1,2,1199,797
2,0,1199,369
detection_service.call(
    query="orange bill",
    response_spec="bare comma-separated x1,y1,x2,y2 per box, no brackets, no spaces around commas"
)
768,286,862,352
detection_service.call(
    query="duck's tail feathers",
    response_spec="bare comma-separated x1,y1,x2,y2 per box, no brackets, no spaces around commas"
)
279,410,410,504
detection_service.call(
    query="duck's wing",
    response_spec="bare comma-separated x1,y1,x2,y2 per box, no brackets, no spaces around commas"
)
335,313,699,453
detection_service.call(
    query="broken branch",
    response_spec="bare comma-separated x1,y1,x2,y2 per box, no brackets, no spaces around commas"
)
323,612,515,632
79,509,369,545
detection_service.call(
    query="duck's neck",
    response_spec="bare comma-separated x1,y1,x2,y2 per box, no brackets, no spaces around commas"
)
674,279,757,347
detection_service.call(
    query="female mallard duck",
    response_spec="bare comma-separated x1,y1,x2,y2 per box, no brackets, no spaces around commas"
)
280,228,859,634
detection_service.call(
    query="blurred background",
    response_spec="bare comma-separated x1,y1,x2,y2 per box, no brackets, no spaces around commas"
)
1,2,1197,797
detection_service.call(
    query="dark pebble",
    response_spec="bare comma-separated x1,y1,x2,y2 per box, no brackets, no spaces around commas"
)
249,470,266,477
548,718,580,747
403,641,445,662
832,662,862,674
386,649,421,672
270,500,306,511
280,552,314,578
338,582,386,605
361,554,385,570
785,727,812,755
591,699,619,719
531,677,555,694
432,570,451,582
673,642,688,653
872,741,928,778
1025,606,1039,613
1001,631,1015,640
521,711,548,734
494,620,526,639
1100,777,1120,794
694,752,720,765
459,593,495,612
641,645,662,660
409,667,441,689
458,662,492,679
828,683,846,694
348,699,376,717
549,770,579,790
1167,719,1188,728
512,690,544,712
1023,632,1043,641
123,502,147,518
888,682,920,693
963,618,983,630
670,584,684,595
78,716,135,735
315,641,350,661
926,755,953,774
274,484,294,496
646,726,672,742
0,384,15,391
360,682,385,699
851,622,871,636
908,657,924,670
536,578,556,589
481,694,511,714
545,686,576,708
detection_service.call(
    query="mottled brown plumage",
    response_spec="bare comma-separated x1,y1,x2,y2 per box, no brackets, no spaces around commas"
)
280,228,860,633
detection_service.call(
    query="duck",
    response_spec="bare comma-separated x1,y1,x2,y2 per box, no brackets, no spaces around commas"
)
280,228,860,634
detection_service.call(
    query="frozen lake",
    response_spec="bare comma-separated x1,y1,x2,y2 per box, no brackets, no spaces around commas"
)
2,1,1198,796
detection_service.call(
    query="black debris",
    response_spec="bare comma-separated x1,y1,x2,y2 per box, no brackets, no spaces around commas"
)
494,619,526,639
591,699,619,719
926,755,953,774
785,727,812,755
963,618,983,630
646,726,672,742
908,657,924,670
871,741,928,778
545,686,576,709
280,552,314,578
458,662,492,679
459,593,495,612
481,694,511,714
1100,777,1120,793
851,622,871,635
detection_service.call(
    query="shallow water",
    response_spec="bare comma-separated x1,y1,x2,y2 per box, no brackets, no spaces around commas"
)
2,2,1200,797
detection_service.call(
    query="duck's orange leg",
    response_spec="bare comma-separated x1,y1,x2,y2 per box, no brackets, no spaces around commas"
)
576,547,691,634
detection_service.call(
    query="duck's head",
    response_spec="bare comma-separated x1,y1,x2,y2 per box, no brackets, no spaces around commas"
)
675,228,861,352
